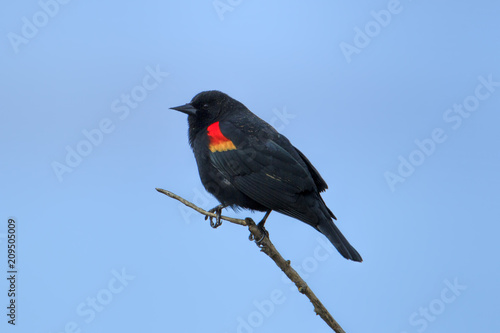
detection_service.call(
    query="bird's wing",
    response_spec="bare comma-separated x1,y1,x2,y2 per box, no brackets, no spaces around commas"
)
293,146,328,192
208,121,317,210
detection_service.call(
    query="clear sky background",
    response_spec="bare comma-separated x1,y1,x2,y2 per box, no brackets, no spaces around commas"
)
1,1,499,332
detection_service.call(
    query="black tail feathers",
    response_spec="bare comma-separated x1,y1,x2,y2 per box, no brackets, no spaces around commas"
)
317,221,363,262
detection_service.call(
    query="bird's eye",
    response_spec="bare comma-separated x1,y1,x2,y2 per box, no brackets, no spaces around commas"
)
202,104,209,110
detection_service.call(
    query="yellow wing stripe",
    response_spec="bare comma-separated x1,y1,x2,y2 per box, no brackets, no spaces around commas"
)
209,141,236,152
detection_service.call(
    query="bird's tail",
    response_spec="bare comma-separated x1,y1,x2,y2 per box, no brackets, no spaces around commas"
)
278,195,362,262
317,220,363,262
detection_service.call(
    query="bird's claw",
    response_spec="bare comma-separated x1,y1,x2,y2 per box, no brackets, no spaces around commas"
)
249,221,269,247
205,204,225,228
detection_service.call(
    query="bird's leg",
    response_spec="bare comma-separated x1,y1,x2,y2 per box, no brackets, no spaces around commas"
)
250,210,272,245
205,204,227,228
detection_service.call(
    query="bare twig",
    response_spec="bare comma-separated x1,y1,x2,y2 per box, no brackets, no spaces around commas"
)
156,188,347,333
156,188,247,226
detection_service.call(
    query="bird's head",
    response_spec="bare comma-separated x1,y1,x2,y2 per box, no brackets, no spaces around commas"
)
170,90,245,146
170,90,241,125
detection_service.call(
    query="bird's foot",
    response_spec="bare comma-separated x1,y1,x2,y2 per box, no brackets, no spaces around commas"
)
248,211,272,247
249,221,269,247
205,204,226,228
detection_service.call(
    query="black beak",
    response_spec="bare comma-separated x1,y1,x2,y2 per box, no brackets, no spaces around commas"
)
170,103,197,116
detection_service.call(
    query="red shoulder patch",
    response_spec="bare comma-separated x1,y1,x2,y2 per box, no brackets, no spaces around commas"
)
207,122,236,152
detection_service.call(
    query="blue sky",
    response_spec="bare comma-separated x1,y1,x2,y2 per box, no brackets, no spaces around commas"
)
1,1,499,332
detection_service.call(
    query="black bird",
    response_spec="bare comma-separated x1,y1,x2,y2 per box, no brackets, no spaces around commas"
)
171,91,362,262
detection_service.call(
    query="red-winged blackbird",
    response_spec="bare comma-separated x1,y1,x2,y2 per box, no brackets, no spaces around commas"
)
171,91,362,262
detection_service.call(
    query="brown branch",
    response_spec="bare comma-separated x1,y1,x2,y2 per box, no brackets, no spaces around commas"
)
156,188,347,333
